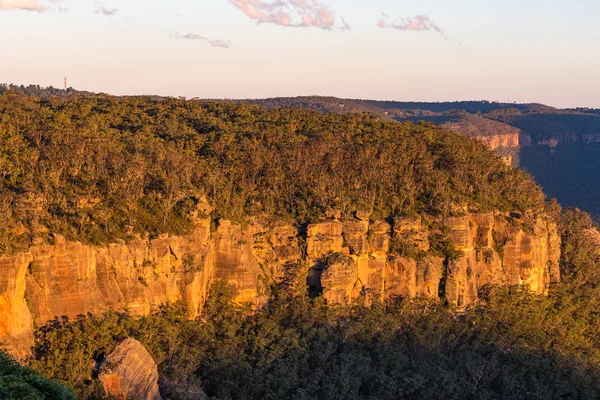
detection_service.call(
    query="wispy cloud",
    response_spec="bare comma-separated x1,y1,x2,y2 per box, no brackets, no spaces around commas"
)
94,6,117,15
93,1,116,16
378,14,444,36
0,0,65,12
172,33,232,48
228,0,348,31
49,0,65,11
340,16,351,32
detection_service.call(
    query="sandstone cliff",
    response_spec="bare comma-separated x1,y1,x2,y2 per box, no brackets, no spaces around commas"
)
306,212,559,307
0,204,560,357
473,133,522,150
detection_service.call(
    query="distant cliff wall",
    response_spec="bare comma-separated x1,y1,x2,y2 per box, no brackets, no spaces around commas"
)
473,133,523,150
0,204,560,357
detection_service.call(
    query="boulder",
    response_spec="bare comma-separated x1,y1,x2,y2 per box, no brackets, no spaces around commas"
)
98,338,162,400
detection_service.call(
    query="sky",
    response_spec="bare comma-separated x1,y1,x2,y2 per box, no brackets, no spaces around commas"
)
0,0,599,108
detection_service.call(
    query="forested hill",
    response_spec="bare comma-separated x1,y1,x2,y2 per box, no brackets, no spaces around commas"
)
240,96,548,116
239,96,600,144
239,95,600,218
0,91,543,253
0,83,94,99
5,85,600,217
7,89,600,400
239,95,600,140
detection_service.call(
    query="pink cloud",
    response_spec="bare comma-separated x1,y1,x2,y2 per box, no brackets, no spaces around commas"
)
0,0,46,12
0,0,65,12
228,0,347,30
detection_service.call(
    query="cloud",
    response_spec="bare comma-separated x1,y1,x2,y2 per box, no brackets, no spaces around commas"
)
94,6,117,15
172,33,232,48
378,14,444,35
0,0,45,12
49,0,65,11
0,0,65,12
228,0,347,30
340,16,351,32
94,1,116,15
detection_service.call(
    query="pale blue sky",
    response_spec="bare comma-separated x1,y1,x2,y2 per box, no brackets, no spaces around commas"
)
1,0,599,107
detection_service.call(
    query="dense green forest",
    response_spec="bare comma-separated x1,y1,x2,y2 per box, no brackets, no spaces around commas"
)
0,350,75,399
241,95,600,218
0,91,543,253
245,97,536,116
0,84,93,99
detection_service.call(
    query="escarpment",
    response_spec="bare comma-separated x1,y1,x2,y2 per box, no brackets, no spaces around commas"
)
466,133,524,151
306,212,559,306
0,200,560,356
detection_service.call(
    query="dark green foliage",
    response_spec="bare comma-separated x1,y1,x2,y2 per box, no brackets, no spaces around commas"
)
0,350,75,400
387,234,421,258
0,91,544,253
428,227,463,261
245,96,532,116
0,84,93,99
246,95,600,219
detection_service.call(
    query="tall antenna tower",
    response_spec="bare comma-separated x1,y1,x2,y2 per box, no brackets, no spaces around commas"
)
64,77,67,91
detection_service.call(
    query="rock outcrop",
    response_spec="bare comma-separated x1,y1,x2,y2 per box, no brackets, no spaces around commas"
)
0,199,215,357
307,212,559,307
212,219,301,305
442,213,560,306
98,338,162,400
0,205,560,357
474,133,522,150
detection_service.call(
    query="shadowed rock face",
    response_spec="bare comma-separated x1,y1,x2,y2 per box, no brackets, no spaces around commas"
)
0,204,560,358
98,338,161,400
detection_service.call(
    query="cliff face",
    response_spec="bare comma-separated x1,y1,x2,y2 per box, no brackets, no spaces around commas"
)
474,133,522,150
0,203,214,358
0,206,560,356
0,253,34,358
443,213,560,306
306,213,559,307
212,220,302,305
